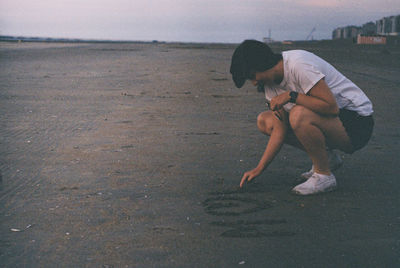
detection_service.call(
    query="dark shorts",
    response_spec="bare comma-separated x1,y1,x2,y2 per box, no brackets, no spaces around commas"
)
339,109,374,152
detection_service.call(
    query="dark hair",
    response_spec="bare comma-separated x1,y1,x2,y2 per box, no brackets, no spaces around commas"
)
230,40,282,88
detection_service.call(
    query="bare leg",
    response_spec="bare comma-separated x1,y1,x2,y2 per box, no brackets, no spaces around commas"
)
292,119,330,174
257,111,304,151
288,106,353,175
257,108,352,175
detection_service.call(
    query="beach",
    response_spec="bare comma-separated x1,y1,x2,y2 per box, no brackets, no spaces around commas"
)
0,40,399,267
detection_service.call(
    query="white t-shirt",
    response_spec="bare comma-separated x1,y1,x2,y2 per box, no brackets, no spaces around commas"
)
264,50,373,116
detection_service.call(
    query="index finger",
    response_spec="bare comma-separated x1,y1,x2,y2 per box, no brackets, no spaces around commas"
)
240,174,249,188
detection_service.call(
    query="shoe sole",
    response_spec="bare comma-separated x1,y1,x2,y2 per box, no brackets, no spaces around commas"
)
292,184,337,195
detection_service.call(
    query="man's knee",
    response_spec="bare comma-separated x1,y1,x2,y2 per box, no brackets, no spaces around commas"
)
257,112,274,135
289,106,311,131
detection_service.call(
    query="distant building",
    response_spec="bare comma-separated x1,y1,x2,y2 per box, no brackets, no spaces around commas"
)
332,28,342,39
344,26,360,38
377,15,400,35
361,22,377,35
332,26,360,39
357,35,386,45
333,14,400,45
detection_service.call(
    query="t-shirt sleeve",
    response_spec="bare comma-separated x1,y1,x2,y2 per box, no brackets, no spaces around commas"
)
293,62,325,94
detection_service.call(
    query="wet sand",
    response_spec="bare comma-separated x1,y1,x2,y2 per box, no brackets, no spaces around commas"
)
0,41,399,267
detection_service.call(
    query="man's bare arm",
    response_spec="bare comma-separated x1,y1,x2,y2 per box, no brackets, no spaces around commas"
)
270,79,339,116
240,109,288,187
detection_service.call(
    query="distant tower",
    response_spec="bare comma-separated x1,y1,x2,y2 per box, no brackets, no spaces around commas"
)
263,29,273,43
306,27,316,40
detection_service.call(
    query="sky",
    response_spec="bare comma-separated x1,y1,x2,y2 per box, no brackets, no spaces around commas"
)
0,0,399,43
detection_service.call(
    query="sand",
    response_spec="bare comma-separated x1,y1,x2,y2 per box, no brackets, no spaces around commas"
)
0,40,399,267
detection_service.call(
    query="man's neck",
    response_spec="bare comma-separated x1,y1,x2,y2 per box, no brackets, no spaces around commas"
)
273,60,284,85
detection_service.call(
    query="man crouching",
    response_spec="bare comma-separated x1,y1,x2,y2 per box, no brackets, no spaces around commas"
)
230,40,374,195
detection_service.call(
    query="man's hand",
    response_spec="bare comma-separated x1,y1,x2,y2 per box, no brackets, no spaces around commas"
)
240,167,262,188
270,92,290,111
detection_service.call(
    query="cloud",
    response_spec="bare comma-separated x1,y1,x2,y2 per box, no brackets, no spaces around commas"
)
300,0,344,8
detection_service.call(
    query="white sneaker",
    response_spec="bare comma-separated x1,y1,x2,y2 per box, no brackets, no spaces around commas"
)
292,172,337,195
301,150,343,179
301,166,315,180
